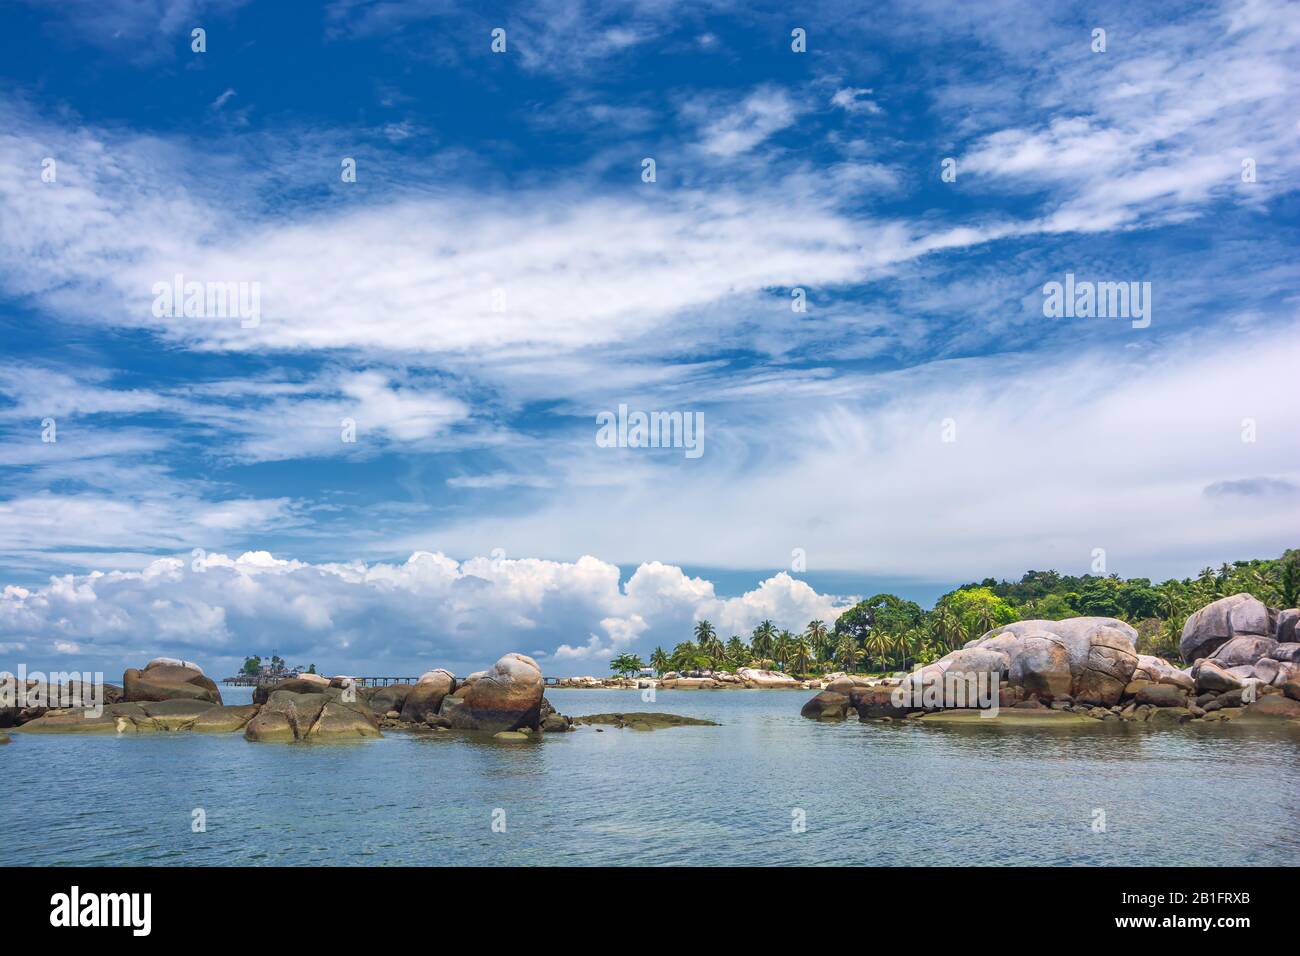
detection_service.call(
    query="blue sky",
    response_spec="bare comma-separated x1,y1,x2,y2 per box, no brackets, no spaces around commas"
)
1,0,1297,677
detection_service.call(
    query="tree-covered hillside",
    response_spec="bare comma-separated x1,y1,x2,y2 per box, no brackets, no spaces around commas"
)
638,549,1299,678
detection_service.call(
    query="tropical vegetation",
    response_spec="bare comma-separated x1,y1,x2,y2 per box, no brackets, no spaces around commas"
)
620,549,1299,678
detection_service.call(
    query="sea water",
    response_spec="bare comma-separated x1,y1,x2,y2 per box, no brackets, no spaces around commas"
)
3,689,1297,866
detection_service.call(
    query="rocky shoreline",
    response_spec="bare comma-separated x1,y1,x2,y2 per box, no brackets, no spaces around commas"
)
800,593,1300,727
552,667,816,690
1,652,716,742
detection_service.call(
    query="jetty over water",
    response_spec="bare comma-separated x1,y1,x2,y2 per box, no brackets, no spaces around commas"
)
222,675,420,687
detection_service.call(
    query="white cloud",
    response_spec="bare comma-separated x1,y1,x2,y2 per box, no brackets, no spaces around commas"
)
831,87,882,115
692,86,803,157
0,550,849,677
386,323,1300,582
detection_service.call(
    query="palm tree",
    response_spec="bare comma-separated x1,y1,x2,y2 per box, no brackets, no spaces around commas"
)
693,619,716,646
773,630,795,671
966,605,995,642
862,629,886,672
669,641,699,673
931,604,963,653
791,637,813,676
835,636,860,673
804,620,830,662
609,653,645,677
752,620,777,660
649,646,670,677
725,636,748,669
702,633,726,670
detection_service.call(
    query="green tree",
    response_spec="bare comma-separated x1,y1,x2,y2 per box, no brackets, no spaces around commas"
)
609,653,646,677
835,636,860,673
751,621,777,660
241,656,261,676
804,619,830,663
833,594,925,644
791,637,813,676
725,636,749,669
693,619,716,646
649,646,670,677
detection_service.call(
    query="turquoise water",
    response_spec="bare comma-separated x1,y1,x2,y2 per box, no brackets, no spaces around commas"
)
4,688,1299,866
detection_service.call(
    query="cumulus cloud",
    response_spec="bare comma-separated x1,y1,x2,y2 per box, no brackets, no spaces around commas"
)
0,551,849,677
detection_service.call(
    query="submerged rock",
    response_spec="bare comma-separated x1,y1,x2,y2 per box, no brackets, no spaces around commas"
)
572,712,718,730
191,704,261,733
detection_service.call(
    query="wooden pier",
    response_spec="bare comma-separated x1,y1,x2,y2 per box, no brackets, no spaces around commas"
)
225,675,586,687
222,675,419,687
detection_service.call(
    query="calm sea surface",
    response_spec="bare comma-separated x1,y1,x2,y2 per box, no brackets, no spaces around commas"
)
4,688,1298,866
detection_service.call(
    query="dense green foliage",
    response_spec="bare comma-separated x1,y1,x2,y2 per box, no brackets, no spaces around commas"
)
627,549,1298,678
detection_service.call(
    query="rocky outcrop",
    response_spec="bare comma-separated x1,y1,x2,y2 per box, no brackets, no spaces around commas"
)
1210,635,1278,667
959,616,1139,705
801,598,1300,728
736,667,800,688
364,683,415,715
1008,634,1073,699
123,660,221,705
447,654,545,733
17,699,250,733
1180,593,1275,663
801,691,851,720
399,670,456,723
1194,659,1243,694
1267,642,1300,663
244,687,380,742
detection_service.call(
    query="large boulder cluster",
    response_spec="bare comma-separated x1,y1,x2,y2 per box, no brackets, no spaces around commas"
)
10,653,574,742
801,594,1300,726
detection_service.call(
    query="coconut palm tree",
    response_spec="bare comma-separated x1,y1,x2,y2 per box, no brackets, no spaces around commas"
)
702,633,727,670
869,629,893,672
693,619,716,646
791,637,813,676
609,653,645,677
725,636,749,669
649,646,670,677
669,641,699,673
931,604,963,654
752,620,777,660
967,605,996,642
773,630,795,671
804,620,830,662
835,636,860,673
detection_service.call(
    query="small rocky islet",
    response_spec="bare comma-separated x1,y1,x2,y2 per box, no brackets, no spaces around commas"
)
800,593,1300,727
